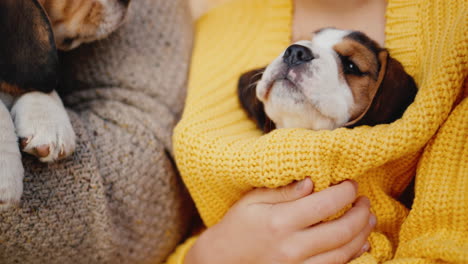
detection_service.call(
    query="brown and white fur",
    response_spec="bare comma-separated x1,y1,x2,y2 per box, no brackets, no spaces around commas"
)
0,0,129,209
238,28,417,133
39,0,130,50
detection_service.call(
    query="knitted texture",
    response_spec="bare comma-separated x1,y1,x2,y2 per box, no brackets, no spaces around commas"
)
0,0,195,263
170,0,467,262
383,93,468,263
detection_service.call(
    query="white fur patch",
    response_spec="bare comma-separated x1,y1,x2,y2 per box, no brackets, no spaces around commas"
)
311,29,350,50
97,0,129,36
11,91,76,162
0,100,23,210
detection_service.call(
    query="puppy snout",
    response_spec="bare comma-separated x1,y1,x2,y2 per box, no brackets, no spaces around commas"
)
283,45,314,67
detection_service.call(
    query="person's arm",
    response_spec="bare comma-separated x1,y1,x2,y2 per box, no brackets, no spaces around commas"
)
0,1,195,262
383,98,468,264
189,0,232,19
167,179,376,264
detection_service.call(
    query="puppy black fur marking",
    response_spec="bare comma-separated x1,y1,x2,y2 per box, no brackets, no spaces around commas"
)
0,0,58,94
0,0,77,209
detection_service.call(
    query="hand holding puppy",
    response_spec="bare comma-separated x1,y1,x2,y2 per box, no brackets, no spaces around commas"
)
186,179,376,264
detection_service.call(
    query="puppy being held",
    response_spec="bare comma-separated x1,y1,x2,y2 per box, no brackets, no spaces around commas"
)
0,0,129,209
238,28,417,133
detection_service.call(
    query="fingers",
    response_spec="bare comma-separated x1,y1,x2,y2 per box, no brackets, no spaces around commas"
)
303,212,376,264
278,197,373,261
275,181,358,229
245,178,314,204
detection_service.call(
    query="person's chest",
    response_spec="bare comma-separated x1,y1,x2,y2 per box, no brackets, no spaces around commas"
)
291,0,387,45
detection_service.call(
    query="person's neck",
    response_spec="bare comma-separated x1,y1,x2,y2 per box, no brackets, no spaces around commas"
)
292,0,387,45
295,0,378,14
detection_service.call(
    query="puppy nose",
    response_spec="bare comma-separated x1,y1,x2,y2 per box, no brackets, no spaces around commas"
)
283,45,314,67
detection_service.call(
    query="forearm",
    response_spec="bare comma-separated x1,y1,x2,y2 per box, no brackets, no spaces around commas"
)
389,98,468,262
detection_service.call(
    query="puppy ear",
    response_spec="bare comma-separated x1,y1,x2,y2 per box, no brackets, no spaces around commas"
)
0,0,58,95
345,51,417,127
238,68,276,133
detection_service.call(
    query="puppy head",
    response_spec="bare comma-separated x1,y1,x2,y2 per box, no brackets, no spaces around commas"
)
39,0,131,50
0,0,58,95
238,28,417,132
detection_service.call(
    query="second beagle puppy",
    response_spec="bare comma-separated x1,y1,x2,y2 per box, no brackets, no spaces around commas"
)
238,28,417,132
0,0,77,209
39,0,130,50
0,0,130,209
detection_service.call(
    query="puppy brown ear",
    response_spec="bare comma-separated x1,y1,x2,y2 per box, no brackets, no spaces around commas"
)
345,51,417,127
238,68,276,133
0,0,58,95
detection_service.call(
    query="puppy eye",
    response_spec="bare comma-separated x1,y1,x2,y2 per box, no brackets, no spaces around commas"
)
340,56,364,76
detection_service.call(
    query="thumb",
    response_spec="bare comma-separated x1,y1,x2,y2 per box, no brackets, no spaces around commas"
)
245,178,314,204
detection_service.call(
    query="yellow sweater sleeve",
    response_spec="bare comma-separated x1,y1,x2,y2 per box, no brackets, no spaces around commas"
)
166,97,467,264
384,97,468,263
165,236,199,264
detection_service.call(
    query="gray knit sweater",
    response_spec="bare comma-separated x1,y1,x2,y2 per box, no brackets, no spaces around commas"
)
0,0,194,263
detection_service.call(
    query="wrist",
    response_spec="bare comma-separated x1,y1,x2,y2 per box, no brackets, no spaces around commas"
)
184,230,213,264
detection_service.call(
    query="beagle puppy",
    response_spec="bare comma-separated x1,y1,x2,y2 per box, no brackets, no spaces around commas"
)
238,28,417,132
39,0,130,50
0,0,128,209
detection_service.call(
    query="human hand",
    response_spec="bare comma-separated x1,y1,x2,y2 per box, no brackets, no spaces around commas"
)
185,179,376,264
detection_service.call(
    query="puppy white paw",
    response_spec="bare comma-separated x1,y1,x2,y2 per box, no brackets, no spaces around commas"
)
0,99,24,209
0,153,24,210
11,91,76,163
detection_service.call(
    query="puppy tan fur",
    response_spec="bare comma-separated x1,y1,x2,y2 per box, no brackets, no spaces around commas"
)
38,0,130,50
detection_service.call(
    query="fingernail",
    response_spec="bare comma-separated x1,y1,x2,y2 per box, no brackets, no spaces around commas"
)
361,242,370,252
296,179,305,191
369,214,377,227
296,177,313,190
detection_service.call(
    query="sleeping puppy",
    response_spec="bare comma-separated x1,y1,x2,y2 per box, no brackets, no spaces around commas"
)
238,28,417,132
0,0,129,209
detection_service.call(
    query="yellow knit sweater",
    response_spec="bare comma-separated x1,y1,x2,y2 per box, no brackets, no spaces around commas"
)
167,0,468,263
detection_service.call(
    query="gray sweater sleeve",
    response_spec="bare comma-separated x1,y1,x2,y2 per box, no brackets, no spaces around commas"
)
0,0,195,263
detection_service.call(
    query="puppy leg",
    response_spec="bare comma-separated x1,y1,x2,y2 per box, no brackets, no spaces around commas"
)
11,90,76,162
0,100,23,209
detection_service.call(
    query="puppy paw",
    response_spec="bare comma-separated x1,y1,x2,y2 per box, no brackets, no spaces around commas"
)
11,91,76,163
0,150,24,210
